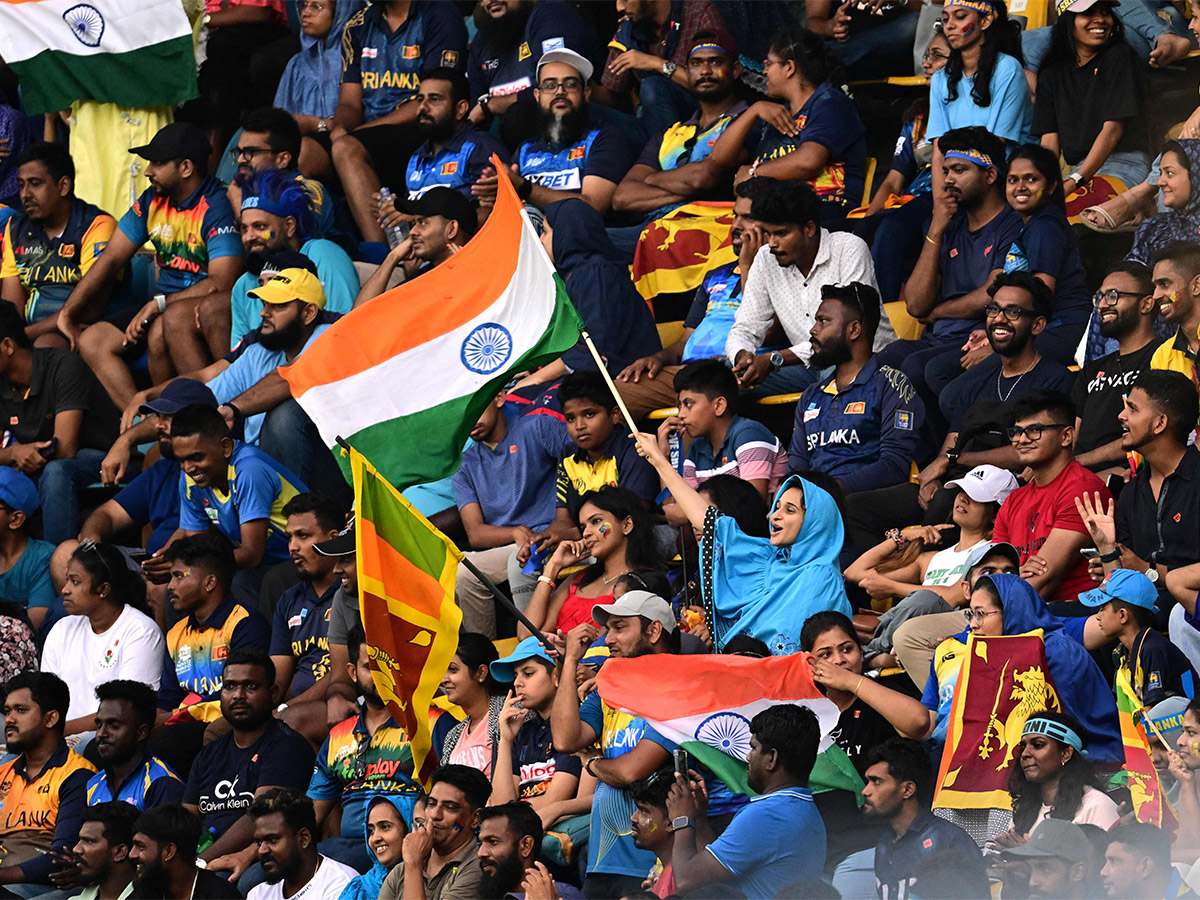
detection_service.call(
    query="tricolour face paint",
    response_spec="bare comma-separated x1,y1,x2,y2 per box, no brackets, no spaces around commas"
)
598,522,612,536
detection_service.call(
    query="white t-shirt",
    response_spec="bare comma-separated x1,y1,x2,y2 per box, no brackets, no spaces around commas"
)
246,856,358,900
923,540,988,587
41,605,165,720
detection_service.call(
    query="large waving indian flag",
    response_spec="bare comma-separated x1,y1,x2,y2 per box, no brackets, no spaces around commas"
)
596,653,863,797
282,160,584,490
0,0,197,115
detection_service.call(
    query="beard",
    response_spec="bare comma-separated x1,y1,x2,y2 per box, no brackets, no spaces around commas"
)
417,114,460,145
1098,306,1140,339
261,852,303,885
476,2,530,46
479,853,527,899
540,106,586,147
808,335,853,370
258,315,307,352
134,857,170,896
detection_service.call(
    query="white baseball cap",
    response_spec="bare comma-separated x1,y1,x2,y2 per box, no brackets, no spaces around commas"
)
944,464,1019,504
592,590,676,633
537,48,594,85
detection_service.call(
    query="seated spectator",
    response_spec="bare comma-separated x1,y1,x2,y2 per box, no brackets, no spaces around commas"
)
339,796,417,900
725,179,892,395
1127,140,1200,267
1149,241,1200,383
309,626,422,874
0,466,58,636
1168,701,1200,863
664,704,827,898
326,3,468,241
629,768,679,898
522,486,664,637
806,0,923,81
451,391,567,637
997,712,1120,845
1100,823,1187,899
637,433,851,654
711,25,866,220
616,177,764,419
1034,1,1150,192
1144,696,1188,809
64,801,139,900
880,127,1024,403
41,541,164,735
992,390,1109,606
1000,818,1096,900
85,680,184,811
357,188,479,305
64,123,242,379
1083,569,1197,706
377,765,490,900
128,803,241,900
0,604,38,689
849,469,1013,665
788,282,926,492
0,301,119,545
184,649,316,878
800,612,937,899
474,49,633,217
862,737,988,900
0,672,96,894
1025,0,1197,73
467,0,598,127
477,801,584,899
440,633,505,779
523,198,660,384
245,789,357,900
312,522,361,729
0,143,120,348
1073,262,1157,476
610,29,746,245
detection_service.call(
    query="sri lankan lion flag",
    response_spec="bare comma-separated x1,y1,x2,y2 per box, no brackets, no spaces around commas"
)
631,202,736,302
352,447,462,788
934,632,1061,811
1113,666,1178,833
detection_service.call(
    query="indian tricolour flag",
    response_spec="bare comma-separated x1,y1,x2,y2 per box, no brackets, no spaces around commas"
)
0,0,197,115
596,652,864,797
282,159,584,490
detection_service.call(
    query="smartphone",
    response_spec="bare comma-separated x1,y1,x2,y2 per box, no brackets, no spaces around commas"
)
128,549,150,565
38,436,58,460
1080,547,1101,560
673,749,688,778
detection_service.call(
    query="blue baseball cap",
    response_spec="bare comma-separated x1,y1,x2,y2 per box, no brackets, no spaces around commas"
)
139,378,219,416
0,467,39,517
489,636,555,683
1079,568,1158,611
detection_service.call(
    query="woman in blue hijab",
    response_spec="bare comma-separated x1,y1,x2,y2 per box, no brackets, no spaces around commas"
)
339,794,420,900
635,434,851,654
275,1,365,124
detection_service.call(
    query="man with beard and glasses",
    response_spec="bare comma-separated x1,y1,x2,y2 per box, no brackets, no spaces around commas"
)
0,672,95,898
477,802,585,900
183,650,315,883
244,789,355,900
788,282,925,493
63,123,241,377
84,680,183,811
1072,262,1158,477
467,0,599,127
403,68,509,210
62,802,138,900
473,49,634,217
307,626,423,873
128,804,240,900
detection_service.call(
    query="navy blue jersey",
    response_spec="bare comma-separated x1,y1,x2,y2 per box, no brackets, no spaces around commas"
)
269,581,337,698
406,124,510,200
518,123,633,192
86,753,184,810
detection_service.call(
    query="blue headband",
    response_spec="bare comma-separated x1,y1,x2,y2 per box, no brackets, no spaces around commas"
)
944,148,994,168
1022,716,1084,753
241,193,300,219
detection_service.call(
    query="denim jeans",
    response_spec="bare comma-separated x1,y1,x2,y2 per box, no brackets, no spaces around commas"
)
258,399,351,506
34,448,107,545
635,75,697,146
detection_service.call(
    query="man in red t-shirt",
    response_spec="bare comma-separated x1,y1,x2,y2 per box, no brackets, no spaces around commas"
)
992,389,1110,605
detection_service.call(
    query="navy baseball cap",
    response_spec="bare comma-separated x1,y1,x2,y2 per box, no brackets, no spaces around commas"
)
313,520,355,557
139,379,219,416
490,636,556,683
1080,568,1158,611
0,468,39,517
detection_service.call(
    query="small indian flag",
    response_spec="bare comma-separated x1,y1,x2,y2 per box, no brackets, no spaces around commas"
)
0,0,197,115
282,158,584,490
596,653,863,797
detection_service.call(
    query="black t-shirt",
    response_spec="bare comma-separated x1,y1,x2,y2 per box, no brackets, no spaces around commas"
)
940,355,1076,447
183,719,315,834
1032,41,1146,165
1114,629,1197,708
1071,341,1156,460
511,709,582,800
0,348,119,450
1115,445,1200,573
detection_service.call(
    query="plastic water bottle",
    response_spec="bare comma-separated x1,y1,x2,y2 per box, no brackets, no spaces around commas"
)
378,187,409,249
668,430,682,473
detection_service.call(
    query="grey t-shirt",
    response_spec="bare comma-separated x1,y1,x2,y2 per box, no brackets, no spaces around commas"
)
327,585,361,647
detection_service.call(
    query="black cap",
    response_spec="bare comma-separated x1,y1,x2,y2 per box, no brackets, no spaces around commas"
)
400,187,477,240
246,250,319,279
314,521,356,557
138,378,219,416
129,122,211,164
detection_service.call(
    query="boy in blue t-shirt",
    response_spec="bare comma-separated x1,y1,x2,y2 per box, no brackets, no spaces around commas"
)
0,466,58,635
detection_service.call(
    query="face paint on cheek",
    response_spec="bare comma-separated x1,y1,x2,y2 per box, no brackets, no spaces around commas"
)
646,821,658,833
961,21,975,37
598,522,612,536
261,228,276,242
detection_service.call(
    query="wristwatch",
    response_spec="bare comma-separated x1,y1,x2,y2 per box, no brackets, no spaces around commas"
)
1099,547,1122,563
661,60,677,78
317,118,329,133
671,816,694,830
945,447,959,466
768,351,785,371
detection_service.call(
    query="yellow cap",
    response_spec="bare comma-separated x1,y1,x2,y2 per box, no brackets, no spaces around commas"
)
247,268,327,309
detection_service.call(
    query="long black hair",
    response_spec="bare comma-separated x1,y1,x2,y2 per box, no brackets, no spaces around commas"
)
768,24,845,91
696,475,769,538
453,632,505,697
70,541,149,616
1008,143,1068,215
1009,710,1106,835
576,486,665,586
1041,1,1125,73
944,1,1024,107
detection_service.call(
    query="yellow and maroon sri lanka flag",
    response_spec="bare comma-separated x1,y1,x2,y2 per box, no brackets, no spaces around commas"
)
352,447,463,788
934,632,1062,812
631,202,737,302
1113,666,1178,833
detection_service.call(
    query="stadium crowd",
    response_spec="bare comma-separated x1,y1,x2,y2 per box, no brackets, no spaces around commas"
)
6,0,1200,898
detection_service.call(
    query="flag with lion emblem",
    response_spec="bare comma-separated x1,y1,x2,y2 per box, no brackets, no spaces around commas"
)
933,632,1061,811
1113,666,1178,833
630,202,736,302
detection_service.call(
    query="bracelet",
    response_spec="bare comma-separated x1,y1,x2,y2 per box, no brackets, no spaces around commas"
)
748,159,761,178
154,293,167,314
924,234,939,245
1099,547,1122,563
885,527,907,548
853,675,865,697
1068,171,1084,186
585,755,600,777
537,574,556,588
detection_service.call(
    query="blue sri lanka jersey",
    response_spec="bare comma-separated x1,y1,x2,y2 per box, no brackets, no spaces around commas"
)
519,129,602,192
86,754,184,810
405,125,509,200
683,262,741,362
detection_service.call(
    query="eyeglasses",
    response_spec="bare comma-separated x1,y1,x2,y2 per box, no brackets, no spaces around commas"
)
538,77,583,94
298,0,329,10
1092,289,1144,308
923,49,950,63
230,146,272,162
1006,423,1068,441
984,302,1033,321
963,608,1002,623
